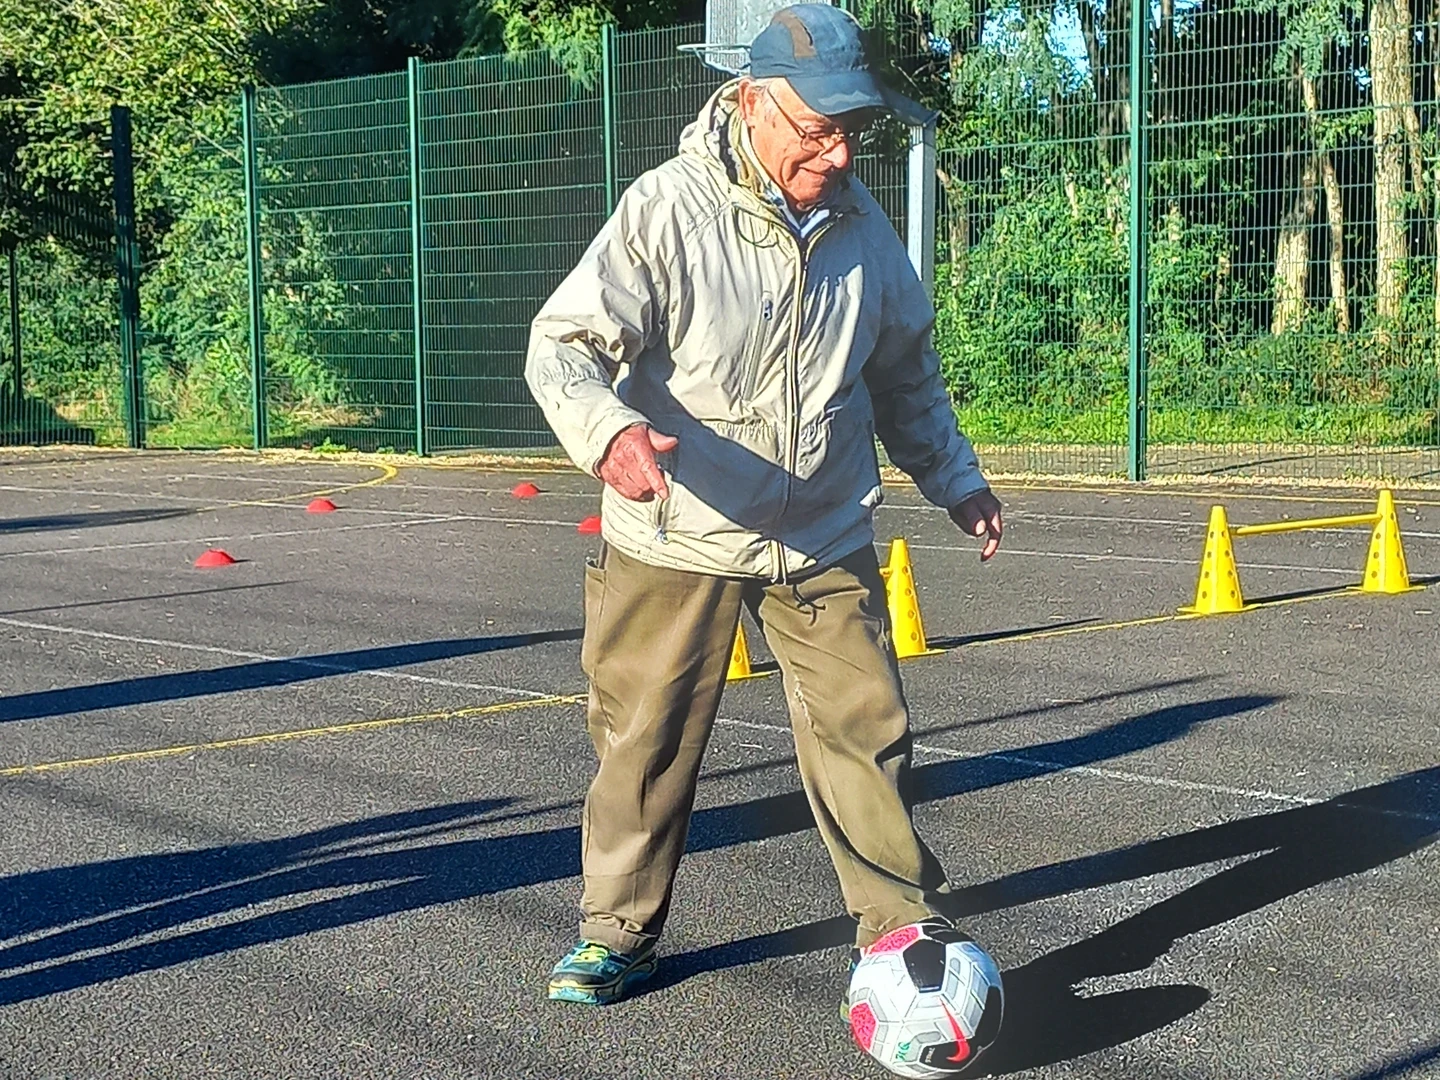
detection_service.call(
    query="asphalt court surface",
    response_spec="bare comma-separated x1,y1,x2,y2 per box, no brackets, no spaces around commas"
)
2,450,1439,1079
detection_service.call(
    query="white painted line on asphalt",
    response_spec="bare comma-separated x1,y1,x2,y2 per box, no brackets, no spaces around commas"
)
712,715,1440,824
0,484,216,503
0,515,472,559
6,615,1435,824
0,615,558,700
173,473,603,499
1,508,1405,581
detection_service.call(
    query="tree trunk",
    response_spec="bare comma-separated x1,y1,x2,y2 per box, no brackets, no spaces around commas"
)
1370,0,1413,326
1081,0,1131,231
936,165,970,285
1301,71,1350,331
1272,150,1320,334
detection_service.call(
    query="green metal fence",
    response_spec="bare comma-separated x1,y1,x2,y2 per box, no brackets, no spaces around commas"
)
934,0,1440,480
1139,4,1440,481
10,10,1440,482
2,161,126,447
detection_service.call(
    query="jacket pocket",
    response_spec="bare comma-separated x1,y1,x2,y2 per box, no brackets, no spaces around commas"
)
738,293,775,407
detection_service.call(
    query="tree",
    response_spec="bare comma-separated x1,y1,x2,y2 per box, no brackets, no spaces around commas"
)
1369,0,1413,325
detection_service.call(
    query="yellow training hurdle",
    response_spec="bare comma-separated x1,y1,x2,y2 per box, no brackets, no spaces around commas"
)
1182,489,1420,615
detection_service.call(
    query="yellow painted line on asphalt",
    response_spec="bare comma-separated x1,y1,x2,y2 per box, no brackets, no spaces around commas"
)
4,579,1426,778
0,693,584,777
196,463,399,512
948,580,1427,650
952,610,1198,648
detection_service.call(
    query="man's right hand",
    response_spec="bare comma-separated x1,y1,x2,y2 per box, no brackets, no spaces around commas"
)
598,423,678,501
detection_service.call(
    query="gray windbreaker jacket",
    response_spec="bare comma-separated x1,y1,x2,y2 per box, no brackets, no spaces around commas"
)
525,82,989,581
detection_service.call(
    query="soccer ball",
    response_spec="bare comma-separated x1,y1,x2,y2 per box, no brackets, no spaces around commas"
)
847,919,1004,1078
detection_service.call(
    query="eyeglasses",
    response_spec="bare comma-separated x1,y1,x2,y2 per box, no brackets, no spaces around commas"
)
766,86,869,154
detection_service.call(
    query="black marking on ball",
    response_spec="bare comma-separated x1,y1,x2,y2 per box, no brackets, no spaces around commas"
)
973,985,1004,1048
902,938,947,993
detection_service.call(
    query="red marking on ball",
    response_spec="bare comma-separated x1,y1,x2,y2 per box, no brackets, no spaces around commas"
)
849,1002,878,1052
867,924,922,954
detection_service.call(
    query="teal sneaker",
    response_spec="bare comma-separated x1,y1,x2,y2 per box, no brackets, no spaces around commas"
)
547,940,657,1005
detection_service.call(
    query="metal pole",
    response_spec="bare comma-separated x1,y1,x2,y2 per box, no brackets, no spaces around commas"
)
1126,0,1150,481
111,105,144,449
406,56,428,456
7,246,19,414
241,87,268,450
601,24,618,214
906,120,937,295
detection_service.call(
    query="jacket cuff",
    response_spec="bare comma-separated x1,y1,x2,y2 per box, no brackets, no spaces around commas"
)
580,405,650,477
944,470,991,509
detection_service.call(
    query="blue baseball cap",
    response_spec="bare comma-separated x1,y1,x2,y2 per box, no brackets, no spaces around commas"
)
748,4,934,125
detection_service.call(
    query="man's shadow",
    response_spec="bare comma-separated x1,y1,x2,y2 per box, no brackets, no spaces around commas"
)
658,766,1440,1074
975,767,1440,1072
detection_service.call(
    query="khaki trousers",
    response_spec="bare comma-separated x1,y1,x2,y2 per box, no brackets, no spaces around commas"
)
577,543,949,953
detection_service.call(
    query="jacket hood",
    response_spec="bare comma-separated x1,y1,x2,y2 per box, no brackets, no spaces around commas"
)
677,80,742,166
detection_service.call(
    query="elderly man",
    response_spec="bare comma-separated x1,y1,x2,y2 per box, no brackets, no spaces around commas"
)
525,3,1003,1007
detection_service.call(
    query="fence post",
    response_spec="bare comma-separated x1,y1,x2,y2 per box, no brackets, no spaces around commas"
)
906,120,937,296
6,245,19,415
111,105,144,449
241,87,268,450
406,56,428,456
601,24,618,214
1126,0,1150,481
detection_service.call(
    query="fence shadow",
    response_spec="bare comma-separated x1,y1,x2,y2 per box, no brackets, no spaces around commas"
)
0,581,294,618
0,507,194,534
0,629,584,723
0,694,1266,1006
1337,1040,1440,1080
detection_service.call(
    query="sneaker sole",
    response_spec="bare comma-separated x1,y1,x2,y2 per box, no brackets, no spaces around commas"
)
547,958,657,1005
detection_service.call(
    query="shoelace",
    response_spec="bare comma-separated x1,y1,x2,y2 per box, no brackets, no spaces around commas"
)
570,942,614,966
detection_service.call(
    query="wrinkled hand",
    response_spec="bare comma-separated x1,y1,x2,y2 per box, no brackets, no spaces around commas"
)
949,489,1004,562
598,423,678,501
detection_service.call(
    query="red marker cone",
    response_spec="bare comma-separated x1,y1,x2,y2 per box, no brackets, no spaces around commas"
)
511,482,541,500
577,515,602,535
194,549,237,568
307,498,338,514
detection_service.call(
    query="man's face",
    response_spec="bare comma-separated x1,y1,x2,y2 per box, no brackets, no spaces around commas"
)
738,78,863,211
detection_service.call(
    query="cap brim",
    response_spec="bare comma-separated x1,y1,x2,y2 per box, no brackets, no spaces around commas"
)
787,72,938,127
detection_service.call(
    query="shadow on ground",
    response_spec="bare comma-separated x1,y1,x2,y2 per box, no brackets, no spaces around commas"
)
658,765,1440,1075
0,629,584,723
0,508,194,535
1,692,1281,1023
0,582,294,619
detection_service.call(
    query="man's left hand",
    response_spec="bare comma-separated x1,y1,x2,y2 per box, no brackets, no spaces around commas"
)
949,489,1004,562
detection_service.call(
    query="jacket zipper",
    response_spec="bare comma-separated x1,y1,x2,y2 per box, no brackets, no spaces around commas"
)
775,220,837,582
735,202,840,582
738,294,774,406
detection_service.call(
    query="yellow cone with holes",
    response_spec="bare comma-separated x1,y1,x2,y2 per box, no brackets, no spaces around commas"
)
726,620,766,681
1182,506,1247,615
884,538,945,658
1361,489,1415,594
